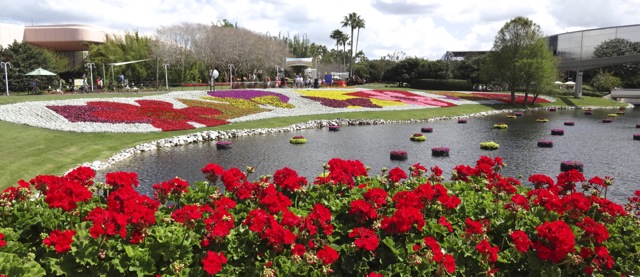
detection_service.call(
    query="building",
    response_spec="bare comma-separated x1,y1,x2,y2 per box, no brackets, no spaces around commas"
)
547,24,640,61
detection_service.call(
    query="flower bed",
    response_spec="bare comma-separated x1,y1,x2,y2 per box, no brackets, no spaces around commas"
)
615,111,624,115
328,125,341,132
431,147,450,157
493,123,508,129
560,160,584,172
607,113,618,117
537,140,553,148
634,134,640,140
215,141,232,150
551,129,564,136
421,127,433,133
506,114,517,119
0,157,638,276
564,121,575,126
457,118,467,124
480,141,499,150
603,118,613,123
410,133,426,142
289,136,307,144
536,118,549,123
389,150,407,161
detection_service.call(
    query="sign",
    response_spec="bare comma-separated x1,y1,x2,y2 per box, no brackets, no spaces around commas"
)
285,58,313,67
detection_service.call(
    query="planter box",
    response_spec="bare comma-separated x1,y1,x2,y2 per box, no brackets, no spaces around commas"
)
390,151,408,161
457,118,467,124
537,141,553,148
551,129,564,136
634,134,640,141
564,121,575,126
602,118,613,123
328,125,341,132
561,162,583,172
215,142,232,150
421,127,433,133
431,147,450,157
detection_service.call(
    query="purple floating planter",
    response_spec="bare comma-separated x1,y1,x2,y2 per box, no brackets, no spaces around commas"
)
390,150,408,161
421,127,433,133
215,141,232,150
551,129,564,136
602,118,613,123
458,118,467,124
564,121,575,126
537,140,553,148
561,161,583,172
328,125,341,131
634,134,640,140
549,107,557,111
514,112,524,116
636,124,640,128
585,110,593,115
431,147,450,157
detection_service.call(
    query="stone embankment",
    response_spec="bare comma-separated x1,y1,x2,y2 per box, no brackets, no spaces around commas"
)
80,105,624,172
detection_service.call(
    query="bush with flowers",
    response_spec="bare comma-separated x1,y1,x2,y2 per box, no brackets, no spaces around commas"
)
389,150,408,161
289,136,307,144
480,141,500,150
493,123,508,129
0,157,639,276
410,133,426,142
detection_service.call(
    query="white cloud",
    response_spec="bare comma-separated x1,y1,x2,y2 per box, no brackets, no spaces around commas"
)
2,0,639,60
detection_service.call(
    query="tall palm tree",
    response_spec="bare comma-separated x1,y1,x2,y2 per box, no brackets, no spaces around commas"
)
353,16,366,68
330,29,344,54
341,12,363,77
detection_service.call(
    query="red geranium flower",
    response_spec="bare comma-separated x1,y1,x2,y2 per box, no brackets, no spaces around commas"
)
201,251,228,275
364,188,388,208
349,227,379,251
273,167,307,191
316,245,340,264
349,199,377,222
388,167,407,183
292,244,306,256
475,239,499,263
534,220,576,263
443,254,456,274
0,232,6,248
105,171,139,189
43,229,76,253
510,230,533,253
438,216,454,232
464,218,490,236
577,216,610,244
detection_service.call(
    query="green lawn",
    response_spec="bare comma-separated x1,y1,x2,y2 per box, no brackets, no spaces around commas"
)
0,87,622,190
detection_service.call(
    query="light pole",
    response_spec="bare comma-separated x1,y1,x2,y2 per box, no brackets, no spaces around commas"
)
163,64,170,90
85,63,95,92
228,64,234,89
210,68,219,92
1,62,10,96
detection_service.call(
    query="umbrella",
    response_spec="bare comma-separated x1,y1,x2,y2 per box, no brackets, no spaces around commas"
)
564,81,576,86
25,67,57,76
554,81,564,85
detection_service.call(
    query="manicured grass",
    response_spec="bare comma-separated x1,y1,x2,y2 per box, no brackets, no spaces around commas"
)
0,87,622,190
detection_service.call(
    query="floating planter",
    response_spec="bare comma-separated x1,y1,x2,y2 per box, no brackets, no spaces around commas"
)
421,127,433,133
584,110,593,115
537,140,553,148
602,118,613,123
561,160,584,172
619,106,626,111
480,141,499,150
607,113,618,117
410,133,426,142
634,134,640,140
514,112,524,116
328,125,341,131
536,118,549,123
215,141,232,150
564,121,575,126
636,124,640,128
431,147,450,157
551,129,564,136
289,136,307,144
390,150,408,161
458,118,467,124
549,107,557,111
493,123,508,129
506,114,517,119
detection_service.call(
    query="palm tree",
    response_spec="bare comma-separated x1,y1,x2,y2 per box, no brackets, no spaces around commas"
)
353,16,366,69
330,29,348,71
341,12,364,77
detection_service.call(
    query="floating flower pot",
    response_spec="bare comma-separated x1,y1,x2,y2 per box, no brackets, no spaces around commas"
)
584,110,593,115
514,112,524,116
390,150,408,161
537,140,553,148
480,141,499,150
607,113,618,117
564,121,575,126
431,147,450,157
549,107,557,111
536,118,549,123
457,118,467,124
619,106,626,110
328,125,341,131
636,124,640,128
421,127,433,133
551,129,564,136
410,133,426,142
493,123,508,129
215,141,232,150
616,111,625,115
506,114,517,119
602,118,613,123
289,136,307,144
634,134,640,140
561,160,584,172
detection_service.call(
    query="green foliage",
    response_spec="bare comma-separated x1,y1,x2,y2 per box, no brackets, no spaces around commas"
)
591,70,623,92
0,41,69,92
88,32,155,87
410,79,472,91
592,38,640,80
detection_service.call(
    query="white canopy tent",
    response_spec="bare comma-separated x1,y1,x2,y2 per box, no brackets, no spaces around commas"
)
107,59,152,88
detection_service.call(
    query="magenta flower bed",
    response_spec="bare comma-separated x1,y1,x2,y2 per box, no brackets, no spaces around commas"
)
207,89,290,103
636,124,640,128
302,96,382,108
549,107,557,111
347,90,456,107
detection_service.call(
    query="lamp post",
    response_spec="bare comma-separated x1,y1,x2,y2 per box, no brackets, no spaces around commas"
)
1,62,10,96
162,64,170,90
210,68,219,92
228,64,234,89
85,63,95,92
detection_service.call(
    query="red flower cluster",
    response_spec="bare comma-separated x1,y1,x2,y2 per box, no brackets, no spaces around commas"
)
420,236,456,274
349,227,379,251
201,163,224,184
1,180,31,205
0,232,6,248
273,167,308,191
577,216,609,244
314,158,368,188
364,188,388,208
43,229,76,253
316,245,340,264
475,239,499,263
201,251,228,275
349,199,377,223
387,167,407,183
381,207,425,234
534,220,576,263
510,230,533,253
579,246,614,274
152,177,189,204
302,204,334,236
464,218,490,236
105,171,139,189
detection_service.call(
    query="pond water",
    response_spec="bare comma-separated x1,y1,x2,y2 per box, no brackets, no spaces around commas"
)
98,108,640,204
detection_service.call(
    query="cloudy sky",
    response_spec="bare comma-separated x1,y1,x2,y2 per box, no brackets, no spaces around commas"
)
2,0,640,60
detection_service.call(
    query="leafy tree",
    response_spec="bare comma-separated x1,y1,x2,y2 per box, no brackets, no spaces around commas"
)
88,32,154,88
382,57,424,83
591,69,622,92
483,16,558,104
341,12,365,77
0,41,69,93
592,38,640,81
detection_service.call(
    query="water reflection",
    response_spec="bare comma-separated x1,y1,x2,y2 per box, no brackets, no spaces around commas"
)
99,108,640,204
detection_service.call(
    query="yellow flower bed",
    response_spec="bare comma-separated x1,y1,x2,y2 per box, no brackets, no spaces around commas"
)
201,96,260,109
252,95,295,109
296,89,405,107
